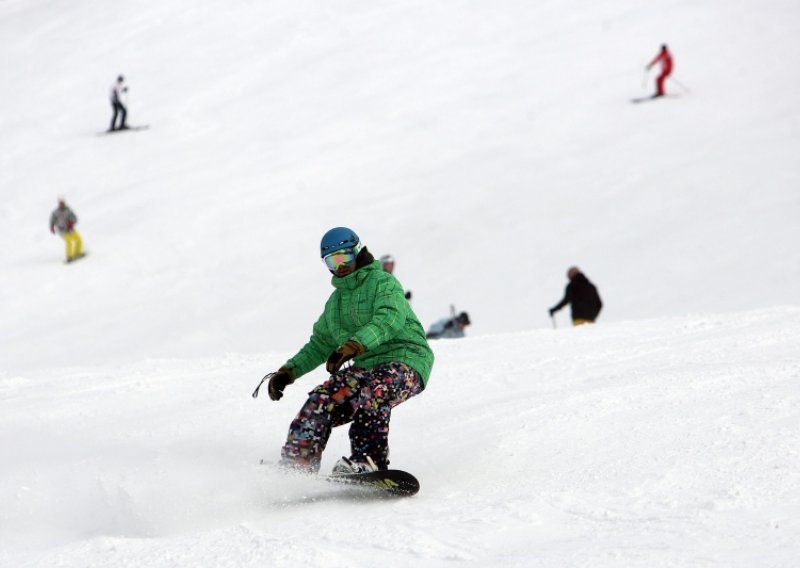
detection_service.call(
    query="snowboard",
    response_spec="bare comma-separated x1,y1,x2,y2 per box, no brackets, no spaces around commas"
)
326,469,420,497
97,125,150,136
65,251,88,264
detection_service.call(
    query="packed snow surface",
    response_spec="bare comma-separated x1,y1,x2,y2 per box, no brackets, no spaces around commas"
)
2,0,799,566
3,310,800,567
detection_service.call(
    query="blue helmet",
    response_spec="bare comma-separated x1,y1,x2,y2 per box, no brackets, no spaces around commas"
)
320,227,361,258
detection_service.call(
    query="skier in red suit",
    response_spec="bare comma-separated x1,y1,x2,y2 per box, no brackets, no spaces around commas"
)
646,44,673,98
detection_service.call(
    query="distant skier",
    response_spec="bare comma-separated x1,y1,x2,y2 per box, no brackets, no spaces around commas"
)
257,227,434,474
49,198,84,262
380,254,412,300
379,254,396,274
549,267,602,326
645,44,673,98
426,311,471,339
109,75,129,131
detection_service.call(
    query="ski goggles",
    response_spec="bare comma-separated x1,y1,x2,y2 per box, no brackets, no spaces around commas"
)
323,248,358,271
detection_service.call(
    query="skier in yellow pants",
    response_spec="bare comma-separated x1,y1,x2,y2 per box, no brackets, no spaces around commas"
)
49,199,85,262
62,231,83,260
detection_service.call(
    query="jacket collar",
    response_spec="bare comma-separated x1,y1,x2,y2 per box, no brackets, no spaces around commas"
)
331,261,380,290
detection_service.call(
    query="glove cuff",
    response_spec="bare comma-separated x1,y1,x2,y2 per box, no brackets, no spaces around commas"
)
344,340,366,355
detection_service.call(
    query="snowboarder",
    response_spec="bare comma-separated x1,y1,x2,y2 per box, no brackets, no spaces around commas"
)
109,75,129,131
261,227,434,475
645,44,673,98
380,254,412,300
549,266,602,326
49,199,84,262
426,311,471,339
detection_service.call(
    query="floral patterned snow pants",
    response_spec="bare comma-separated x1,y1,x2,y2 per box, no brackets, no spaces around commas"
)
280,362,424,473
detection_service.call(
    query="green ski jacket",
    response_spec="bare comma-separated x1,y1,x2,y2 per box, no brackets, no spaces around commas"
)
284,261,434,385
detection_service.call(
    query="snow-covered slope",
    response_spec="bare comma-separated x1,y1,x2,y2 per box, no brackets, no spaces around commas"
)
2,0,799,566
2,0,799,372
3,309,800,567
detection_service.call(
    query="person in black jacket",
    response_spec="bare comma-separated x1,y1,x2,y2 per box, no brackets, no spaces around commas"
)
109,75,129,131
549,266,602,326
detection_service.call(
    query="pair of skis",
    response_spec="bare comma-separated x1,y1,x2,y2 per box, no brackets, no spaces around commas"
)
630,94,681,104
96,125,150,136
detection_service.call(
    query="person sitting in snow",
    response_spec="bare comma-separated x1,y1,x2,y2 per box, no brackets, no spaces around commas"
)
256,227,434,474
549,266,602,326
426,311,471,339
49,198,84,263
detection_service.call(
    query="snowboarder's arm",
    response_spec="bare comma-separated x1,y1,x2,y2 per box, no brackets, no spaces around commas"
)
284,314,336,379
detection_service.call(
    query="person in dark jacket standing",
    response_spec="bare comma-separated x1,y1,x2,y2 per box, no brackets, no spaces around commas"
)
109,75,129,131
255,227,434,475
549,266,603,326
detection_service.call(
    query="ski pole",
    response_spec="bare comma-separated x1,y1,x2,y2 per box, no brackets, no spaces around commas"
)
642,68,649,90
669,76,691,93
551,315,557,329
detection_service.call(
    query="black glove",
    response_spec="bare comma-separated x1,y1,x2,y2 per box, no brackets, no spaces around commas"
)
268,367,294,401
326,341,365,374
404,290,412,300
548,308,556,317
